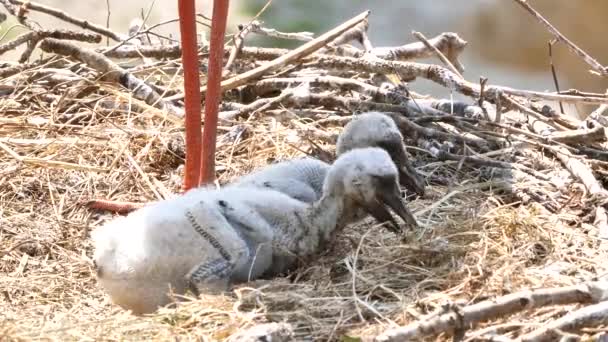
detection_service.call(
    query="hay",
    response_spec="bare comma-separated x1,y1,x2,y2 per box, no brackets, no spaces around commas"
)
1,2,608,341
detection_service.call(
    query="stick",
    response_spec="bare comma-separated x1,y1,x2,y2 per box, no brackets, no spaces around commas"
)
311,55,608,106
512,0,608,77
38,38,180,116
8,0,126,42
520,300,608,342
387,113,491,150
373,281,608,341
548,145,607,197
249,21,313,42
0,29,101,56
434,150,550,181
412,30,463,78
225,20,257,71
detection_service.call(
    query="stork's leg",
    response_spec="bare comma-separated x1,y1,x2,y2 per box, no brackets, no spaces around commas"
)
178,0,203,190
199,0,230,185
86,199,144,214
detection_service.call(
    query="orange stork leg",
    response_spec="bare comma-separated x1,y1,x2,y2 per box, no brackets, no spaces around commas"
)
87,0,229,214
178,0,203,191
200,0,229,185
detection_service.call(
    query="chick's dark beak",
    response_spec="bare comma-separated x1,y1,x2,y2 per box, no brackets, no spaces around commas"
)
380,141,425,197
366,198,402,234
365,179,419,234
377,186,418,229
398,165,425,197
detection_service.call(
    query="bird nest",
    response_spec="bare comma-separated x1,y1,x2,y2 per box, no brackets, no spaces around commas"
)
2,2,608,341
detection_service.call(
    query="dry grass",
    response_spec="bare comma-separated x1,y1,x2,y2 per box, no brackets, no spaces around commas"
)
1,59,607,342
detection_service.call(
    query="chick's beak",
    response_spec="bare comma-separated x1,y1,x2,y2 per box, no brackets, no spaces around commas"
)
387,146,425,197
366,198,402,234
398,165,425,197
365,184,419,234
378,187,418,229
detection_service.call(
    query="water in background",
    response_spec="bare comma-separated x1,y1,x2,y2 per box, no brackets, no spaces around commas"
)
2,0,606,118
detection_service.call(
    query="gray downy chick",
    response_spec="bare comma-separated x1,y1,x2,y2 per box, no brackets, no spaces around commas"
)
336,112,425,197
232,112,422,231
91,148,412,314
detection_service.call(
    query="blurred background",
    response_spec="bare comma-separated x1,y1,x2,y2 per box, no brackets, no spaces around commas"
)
1,0,607,118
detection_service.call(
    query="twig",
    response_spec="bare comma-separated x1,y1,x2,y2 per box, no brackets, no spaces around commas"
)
387,113,491,150
249,75,411,106
0,0,35,29
547,145,607,197
7,0,126,42
595,206,608,240
125,151,163,201
512,0,608,76
0,29,101,62
225,20,257,71
0,240,37,259
38,38,181,116
310,55,608,106
365,32,467,71
322,18,370,52
374,281,608,341
519,300,608,342
434,150,550,182
102,31,468,71
219,88,293,121
249,20,314,42
104,0,110,46
586,91,608,127
525,111,607,196
548,125,606,145
412,30,463,78
548,40,565,114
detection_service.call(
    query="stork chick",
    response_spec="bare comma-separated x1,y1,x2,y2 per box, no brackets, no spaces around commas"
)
232,112,423,229
92,148,412,314
337,112,425,197
235,112,424,202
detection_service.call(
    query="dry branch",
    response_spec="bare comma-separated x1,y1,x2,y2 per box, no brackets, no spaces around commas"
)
434,150,550,182
0,29,101,57
249,20,314,42
38,38,181,116
387,113,491,150
7,0,126,41
412,30,463,77
548,146,607,197
310,55,608,107
512,0,608,77
548,125,607,145
520,300,608,342
225,21,257,71
373,281,608,341
101,31,467,71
